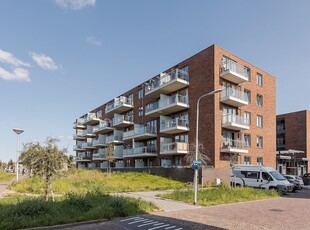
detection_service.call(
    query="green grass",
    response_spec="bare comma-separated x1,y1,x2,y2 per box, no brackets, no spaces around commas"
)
0,191,157,230
158,186,280,206
0,172,15,182
11,170,188,194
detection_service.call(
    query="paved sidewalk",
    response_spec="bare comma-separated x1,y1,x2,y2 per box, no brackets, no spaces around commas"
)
0,179,15,197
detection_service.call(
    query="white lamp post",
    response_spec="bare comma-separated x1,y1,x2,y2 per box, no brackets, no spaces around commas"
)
13,128,24,182
194,88,223,205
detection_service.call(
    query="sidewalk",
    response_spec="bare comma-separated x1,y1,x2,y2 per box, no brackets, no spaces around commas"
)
0,178,15,197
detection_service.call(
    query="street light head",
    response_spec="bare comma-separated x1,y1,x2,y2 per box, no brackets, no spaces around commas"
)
207,88,224,95
13,128,24,135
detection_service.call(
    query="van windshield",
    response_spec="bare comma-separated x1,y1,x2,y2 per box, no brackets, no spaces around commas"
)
269,171,286,180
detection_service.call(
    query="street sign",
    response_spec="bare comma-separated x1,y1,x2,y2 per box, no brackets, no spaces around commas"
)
191,165,201,170
193,160,202,165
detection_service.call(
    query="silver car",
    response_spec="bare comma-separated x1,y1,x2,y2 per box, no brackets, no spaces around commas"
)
283,175,304,190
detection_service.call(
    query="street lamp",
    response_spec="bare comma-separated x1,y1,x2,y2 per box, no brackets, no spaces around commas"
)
194,88,223,205
13,128,24,182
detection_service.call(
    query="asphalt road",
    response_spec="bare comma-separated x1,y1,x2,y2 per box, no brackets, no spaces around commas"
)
56,188,310,230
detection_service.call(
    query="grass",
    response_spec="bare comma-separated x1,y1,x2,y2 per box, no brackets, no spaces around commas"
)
0,191,157,230
158,186,280,206
11,169,188,194
0,172,15,182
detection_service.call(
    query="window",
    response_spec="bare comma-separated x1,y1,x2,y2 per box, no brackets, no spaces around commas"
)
244,134,251,147
257,115,263,128
256,73,263,86
244,156,251,165
257,136,263,148
256,94,263,107
244,111,251,125
257,157,263,165
175,134,188,143
241,171,259,179
96,110,102,119
180,65,189,81
244,67,251,81
138,107,143,116
138,89,144,99
244,89,251,103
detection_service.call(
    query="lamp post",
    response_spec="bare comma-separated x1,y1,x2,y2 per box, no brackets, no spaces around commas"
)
194,88,223,205
13,128,24,182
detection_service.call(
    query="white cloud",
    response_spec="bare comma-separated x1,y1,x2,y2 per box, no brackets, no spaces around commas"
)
55,0,96,10
0,49,30,67
0,67,31,82
29,52,60,71
86,36,102,46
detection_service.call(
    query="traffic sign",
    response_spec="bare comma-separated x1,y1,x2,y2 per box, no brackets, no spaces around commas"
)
193,160,202,165
191,165,201,170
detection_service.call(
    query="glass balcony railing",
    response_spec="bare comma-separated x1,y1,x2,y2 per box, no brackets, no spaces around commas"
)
221,87,249,105
221,61,249,80
145,94,188,114
222,114,250,128
105,96,133,114
123,146,157,157
160,118,189,130
160,142,189,154
113,115,133,126
145,69,189,94
123,126,156,139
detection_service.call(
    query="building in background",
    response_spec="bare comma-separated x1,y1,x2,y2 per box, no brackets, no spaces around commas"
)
276,110,310,175
73,44,276,171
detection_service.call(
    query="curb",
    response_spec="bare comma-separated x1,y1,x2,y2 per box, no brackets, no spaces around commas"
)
22,219,108,230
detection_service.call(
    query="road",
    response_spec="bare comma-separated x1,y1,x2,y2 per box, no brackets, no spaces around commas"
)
56,188,310,230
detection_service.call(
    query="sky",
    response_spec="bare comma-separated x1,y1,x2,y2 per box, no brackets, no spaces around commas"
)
0,0,309,162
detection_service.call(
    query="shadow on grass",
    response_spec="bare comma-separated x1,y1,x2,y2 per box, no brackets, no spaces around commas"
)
0,191,157,230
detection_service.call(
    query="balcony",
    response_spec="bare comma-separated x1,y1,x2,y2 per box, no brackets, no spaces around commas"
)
73,144,84,151
82,141,95,150
220,61,249,84
82,113,101,126
222,114,250,131
73,132,86,141
160,117,189,134
123,146,157,158
145,69,189,97
114,146,124,159
73,118,86,129
145,94,189,117
75,152,91,162
105,96,134,114
82,126,96,138
92,149,105,160
113,114,134,128
160,142,189,155
123,125,157,141
106,132,124,144
93,120,114,134
221,88,249,107
92,135,106,147
220,140,248,154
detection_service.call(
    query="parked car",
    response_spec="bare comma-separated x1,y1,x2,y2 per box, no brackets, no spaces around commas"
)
283,175,304,190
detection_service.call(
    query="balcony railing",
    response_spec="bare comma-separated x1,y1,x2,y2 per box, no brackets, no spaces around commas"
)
82,113,101,125
160,118,189,134
106,134,124,144
145,94,189,116
160,142,189,155
82,141,95,149
123,146,157,158
113,115,134,128
92,150,105,160
76,152,91,161
221,139,248,154
105,96,134,114
222,114,250,131
82,127,95,137
73,118,86,129
145,69,189,96
93,120,114,134
73,132,85,140
92,136,106,147
220,61,249,84
221,87,249,107
123,125,157,140
73,144,84,151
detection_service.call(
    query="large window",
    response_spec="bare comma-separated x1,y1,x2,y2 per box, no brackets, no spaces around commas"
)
244,156,251,165
257,136,263,148
244,111,251,125
256,94,263,107
244,134,251,147
257,157,263,165
257,115,263,128
138,89,144,99
138,107,143,116
256,73,263,86
244,89,251,103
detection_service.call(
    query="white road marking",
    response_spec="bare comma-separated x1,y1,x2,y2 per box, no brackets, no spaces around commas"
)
148,224,170,230
120,217,144,222
137,221,159,227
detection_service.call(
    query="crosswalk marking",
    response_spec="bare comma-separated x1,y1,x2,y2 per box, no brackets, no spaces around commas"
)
128,219,151,225
148,224,170,230
137,221,159,227
165,226,177,229
120,217,144,222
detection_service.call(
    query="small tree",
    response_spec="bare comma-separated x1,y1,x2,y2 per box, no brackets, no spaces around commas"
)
20,137,67,201
105,143,115,174
184,141,212,166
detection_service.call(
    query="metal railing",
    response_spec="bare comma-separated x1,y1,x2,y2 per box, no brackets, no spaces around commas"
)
221,139,246,149
113,115,133,125
93,120,113,132
222,114,250,126
160,142,189,153
123,126,156,139
221,87,249,102
145,94,188,113
221,61,249,80
123,146,157,157
160,118,189,130
105,97,133,113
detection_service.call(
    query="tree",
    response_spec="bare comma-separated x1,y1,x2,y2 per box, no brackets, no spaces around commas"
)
19,137,67,201
184,141,212,166
7,159,14,171
105,143,115,174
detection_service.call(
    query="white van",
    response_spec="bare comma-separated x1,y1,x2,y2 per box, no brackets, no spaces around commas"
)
231,164,293,194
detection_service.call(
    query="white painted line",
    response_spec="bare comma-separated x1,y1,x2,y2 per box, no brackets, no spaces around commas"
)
128,219,150,225
136,220,156,226
137,221,159,227
120,217,144,222
165,226,177,229
173,228,183,230
148,224,170,230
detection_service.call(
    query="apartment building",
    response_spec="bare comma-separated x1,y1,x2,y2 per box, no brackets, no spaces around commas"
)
276,110,310,175
73,44,276,170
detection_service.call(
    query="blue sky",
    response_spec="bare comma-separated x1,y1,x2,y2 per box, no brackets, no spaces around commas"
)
0,0,309,162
